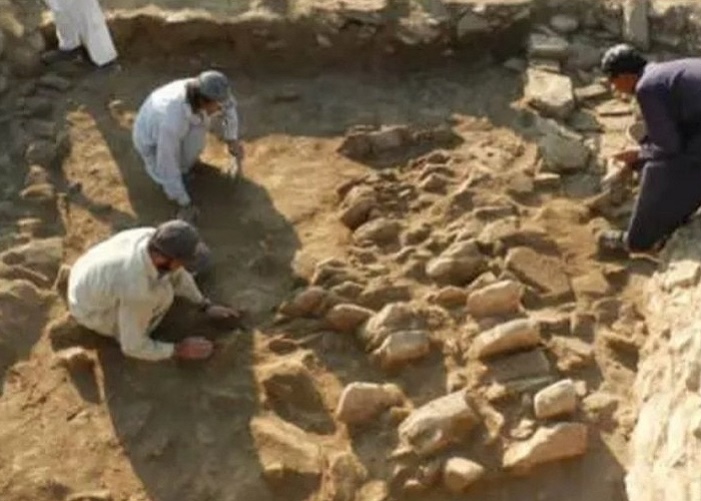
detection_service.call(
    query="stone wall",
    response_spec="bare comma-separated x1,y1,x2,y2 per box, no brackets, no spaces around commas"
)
626,220,701,501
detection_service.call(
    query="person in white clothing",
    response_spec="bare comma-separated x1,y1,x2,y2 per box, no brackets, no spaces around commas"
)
43,0,118,67
66,220,241,361
132,70,244,223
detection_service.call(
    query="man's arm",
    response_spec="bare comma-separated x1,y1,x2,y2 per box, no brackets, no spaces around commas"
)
155,125,192,207
117,300,175,361
637,83,682,160
170,268,205,305
221,98,240,142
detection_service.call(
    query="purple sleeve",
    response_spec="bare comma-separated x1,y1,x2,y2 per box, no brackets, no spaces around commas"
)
637,83,682,160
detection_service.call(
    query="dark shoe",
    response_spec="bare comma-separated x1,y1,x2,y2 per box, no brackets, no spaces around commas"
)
41,48,83,65
597,230,629,259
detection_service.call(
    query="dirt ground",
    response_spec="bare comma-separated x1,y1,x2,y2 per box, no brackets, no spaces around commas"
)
0,3,659,501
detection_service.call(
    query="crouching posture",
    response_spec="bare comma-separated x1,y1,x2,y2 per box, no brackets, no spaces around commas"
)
598,44,701,256
67,220,240,361
132,70,244,223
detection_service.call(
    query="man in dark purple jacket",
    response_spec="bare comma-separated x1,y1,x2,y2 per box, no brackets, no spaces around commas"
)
598,44,701,256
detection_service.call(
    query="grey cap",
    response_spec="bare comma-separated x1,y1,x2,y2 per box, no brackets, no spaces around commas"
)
197,70,232,103
150,220,210,272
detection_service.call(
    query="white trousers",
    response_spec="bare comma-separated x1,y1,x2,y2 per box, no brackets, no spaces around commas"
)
44,0,118,66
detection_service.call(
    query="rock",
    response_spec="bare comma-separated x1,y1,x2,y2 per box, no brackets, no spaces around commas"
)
503,58,527,72
66,491,113,501
335,382,404,424
358,283,412,310
25,119,58,140
22,96,54,117
340,186,377,230
550,14,579,34
419,173,449,193
574,83,608,102
524,69,574,119
25,140,59,168
250,414,323,489
328,452,368,501
1,238,63,279
20,182,56,206
258,356,327,423
505,247,572,301
623,0,649,50
534,379,578,419
502,423,588,472
484,349,552,384
662,260,701,290
38,73,73,92
398,391,479,456
52,347,94,371
572,270,611,299
456,11,490,38
25,164,51,186
372,330,430,369
354,218,401,246
539,126,591,172
360,302,423,348
467,280,523,318
431,286,467,308
326,304,374,333
528,33,570,60
582,391,620,421
279,287,328,317
339,126,411,159
567,41,602,71
471,319,541,359
357,480,389,501
0,30,4,59
442,457,485,493
549,336,594,371
426,240,487,286
5,44,41,77
332,281,365,300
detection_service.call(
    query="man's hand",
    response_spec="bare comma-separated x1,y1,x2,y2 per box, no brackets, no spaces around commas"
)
601,163,633,190
174,336,213,360
612,148,640,166
177,204,200,224
227,140,245,163
205,304,244,330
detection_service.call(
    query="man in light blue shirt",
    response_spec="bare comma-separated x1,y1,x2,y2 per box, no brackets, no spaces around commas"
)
132,71,244,222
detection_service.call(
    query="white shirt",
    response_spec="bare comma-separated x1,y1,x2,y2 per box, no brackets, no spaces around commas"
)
132,78,240,206
67,228,205,361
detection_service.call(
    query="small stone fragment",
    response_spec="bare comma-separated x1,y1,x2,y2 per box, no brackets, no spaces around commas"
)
471,319,541,359
426,240,486,286
354,218,401,246
67,491,112,501
550,15,579,34
326,304,374,333
524,68,574,119
431,286,467,308
372,330,430,369
442,457,485,493
528,33,570,60
340,186,377,230
467,280,523,318
502,423,588,472
534,379,578,419
279,287,328,318
53,347,94,371
506,247,573,301
398,391,479,456
335,382,404,424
